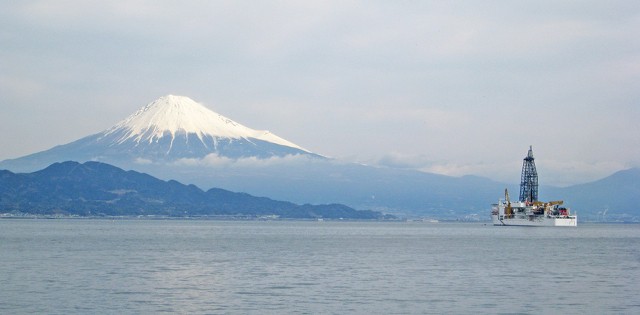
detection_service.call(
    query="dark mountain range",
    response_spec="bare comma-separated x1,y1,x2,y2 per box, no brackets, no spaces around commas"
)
0,161,386,219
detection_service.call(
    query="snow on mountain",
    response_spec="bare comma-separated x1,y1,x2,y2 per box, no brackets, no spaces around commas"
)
0,95,319,172
104,95,308,152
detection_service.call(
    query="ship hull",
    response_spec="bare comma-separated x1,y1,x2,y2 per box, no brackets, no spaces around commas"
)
491,214,577,227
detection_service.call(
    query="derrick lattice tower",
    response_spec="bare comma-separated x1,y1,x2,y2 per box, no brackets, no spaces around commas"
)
519,146,538,202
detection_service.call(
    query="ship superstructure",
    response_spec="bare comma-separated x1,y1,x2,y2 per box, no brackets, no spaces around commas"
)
491,147,577,226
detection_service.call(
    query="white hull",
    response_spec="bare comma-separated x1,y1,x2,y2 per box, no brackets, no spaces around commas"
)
491,214,577,227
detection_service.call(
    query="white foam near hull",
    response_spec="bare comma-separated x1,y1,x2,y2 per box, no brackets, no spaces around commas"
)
491,214,577,227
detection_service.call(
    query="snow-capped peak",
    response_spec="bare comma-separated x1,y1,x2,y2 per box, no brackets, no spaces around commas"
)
104,95,308,151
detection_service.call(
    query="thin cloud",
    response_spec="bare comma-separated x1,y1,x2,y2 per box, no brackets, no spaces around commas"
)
172,153,319,169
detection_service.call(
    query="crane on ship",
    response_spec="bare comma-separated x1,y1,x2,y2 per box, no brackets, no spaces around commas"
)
504,188,513,218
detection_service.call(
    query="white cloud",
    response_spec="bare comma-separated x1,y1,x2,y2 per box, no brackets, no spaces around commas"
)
134,157,153,165
172,153,319,169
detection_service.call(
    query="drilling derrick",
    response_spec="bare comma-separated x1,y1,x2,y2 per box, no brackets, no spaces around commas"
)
519,146,538,202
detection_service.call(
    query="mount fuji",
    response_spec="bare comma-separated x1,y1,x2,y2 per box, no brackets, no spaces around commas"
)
0,95,321,172
0,94,507,218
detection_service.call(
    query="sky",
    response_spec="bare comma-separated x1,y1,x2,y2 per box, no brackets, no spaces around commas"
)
1,1,639,186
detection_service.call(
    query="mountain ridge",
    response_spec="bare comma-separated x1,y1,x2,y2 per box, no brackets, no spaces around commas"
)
545,167,640,221
0,161,386,219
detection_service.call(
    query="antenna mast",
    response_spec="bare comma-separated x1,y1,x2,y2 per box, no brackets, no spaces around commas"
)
519,146,538,202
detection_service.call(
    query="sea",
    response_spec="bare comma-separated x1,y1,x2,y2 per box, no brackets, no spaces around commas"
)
1,219,638,314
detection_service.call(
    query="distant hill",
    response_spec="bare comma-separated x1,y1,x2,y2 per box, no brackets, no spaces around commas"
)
545,168,640,222
0,161,386,219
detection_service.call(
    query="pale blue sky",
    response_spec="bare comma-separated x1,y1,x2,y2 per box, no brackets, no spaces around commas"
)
1,1,639,186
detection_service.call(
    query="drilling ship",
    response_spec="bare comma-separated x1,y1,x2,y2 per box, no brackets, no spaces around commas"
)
491,147,577,226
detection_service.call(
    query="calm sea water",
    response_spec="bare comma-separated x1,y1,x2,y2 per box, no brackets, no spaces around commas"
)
0,219,638,314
